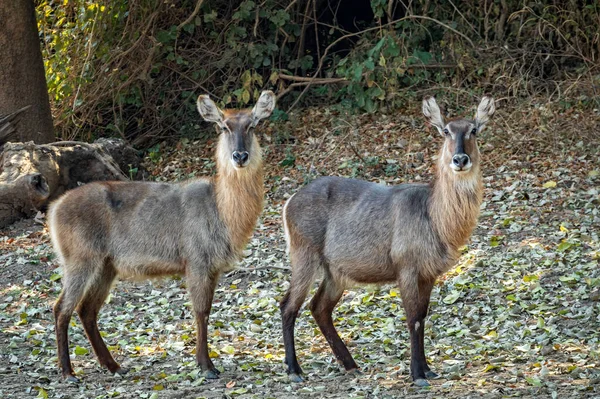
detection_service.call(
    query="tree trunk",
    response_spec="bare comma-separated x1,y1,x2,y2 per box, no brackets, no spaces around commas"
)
0,139,144,228
0,0,54,143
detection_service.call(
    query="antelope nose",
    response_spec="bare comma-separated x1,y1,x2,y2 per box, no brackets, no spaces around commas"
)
452,154,470,168
232,151,249,166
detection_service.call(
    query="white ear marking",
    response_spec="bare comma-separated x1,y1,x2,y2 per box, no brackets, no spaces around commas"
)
422,96,445,135
197,95,226,128
251,90,276,127
475,95,496,130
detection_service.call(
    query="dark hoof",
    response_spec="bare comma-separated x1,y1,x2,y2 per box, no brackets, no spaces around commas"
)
425,370,439,379
114,367,129,376
203,369,220,379
289,373,304,383
64,375,79,384
413,378,430,387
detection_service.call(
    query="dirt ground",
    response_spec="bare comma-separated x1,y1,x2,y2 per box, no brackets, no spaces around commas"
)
1,98,599,398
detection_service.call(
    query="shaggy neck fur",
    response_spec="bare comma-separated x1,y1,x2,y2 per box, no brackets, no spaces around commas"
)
213,136,264,257
429,142,483,261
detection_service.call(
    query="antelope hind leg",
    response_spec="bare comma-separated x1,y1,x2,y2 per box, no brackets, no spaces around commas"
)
308,275,359,373
54,270,90,382
76,260,126,375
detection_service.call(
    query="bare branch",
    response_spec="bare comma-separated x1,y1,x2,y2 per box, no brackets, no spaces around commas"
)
238,265,291,271
177,0,205,31
278,74,347,83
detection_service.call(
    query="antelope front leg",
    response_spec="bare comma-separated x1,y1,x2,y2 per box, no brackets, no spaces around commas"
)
188,273,220,379
399,274,437,387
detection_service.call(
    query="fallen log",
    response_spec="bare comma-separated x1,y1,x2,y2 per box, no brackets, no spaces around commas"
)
0,138,143,228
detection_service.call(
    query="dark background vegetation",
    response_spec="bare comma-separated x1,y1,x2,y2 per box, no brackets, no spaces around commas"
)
37,0,600,147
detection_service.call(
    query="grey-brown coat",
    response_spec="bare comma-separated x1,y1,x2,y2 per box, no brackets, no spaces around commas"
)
49,91,276,382
280,95,496,386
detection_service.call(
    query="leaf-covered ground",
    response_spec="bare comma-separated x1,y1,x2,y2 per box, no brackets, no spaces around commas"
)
1,98,599,398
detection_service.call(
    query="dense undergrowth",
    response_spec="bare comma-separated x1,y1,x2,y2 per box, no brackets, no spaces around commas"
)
37,0,600,146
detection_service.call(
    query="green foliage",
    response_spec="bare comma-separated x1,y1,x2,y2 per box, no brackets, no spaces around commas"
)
227,70,264,106
279,148,296,168
269,109,289,122
128,165,139,180
38,2,123,104
37,0,304,144
147,143,162,164
334,29,443,112
369,0,387,19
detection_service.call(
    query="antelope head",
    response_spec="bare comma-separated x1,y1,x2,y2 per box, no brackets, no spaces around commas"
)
422,95,495,175
197,91,276,170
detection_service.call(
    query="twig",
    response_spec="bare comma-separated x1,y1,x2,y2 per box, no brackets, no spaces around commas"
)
278,66,452,100
164,65,213,95
318,125,354,168
279,74,347,83
447,0,480,37
295,0,313,75
307,127,333,174
292,12,352,36
238,265,291,271
387,0,394,22
277,82,307,100
253,4,260,37
495,0,508,41
348,141,368,166
285,0,298,12
277,77,348,100
72,6,99,117
339,120,369,166
177,0,205,31
115,11,159,61
312,0,320,69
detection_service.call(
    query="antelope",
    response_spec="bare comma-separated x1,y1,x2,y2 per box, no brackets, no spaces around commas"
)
280,96,495,386
48,91,276,382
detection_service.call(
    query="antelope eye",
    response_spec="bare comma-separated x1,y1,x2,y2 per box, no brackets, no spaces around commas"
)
443,128,450,136
471,128,477,135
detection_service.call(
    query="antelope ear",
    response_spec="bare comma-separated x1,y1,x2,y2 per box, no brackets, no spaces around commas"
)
197,95,226,128
251,90,276,126
422,96,445,135
475,95,495,131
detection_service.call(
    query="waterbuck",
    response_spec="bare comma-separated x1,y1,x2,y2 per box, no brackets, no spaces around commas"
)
49,91,276,382
280,95,495,386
